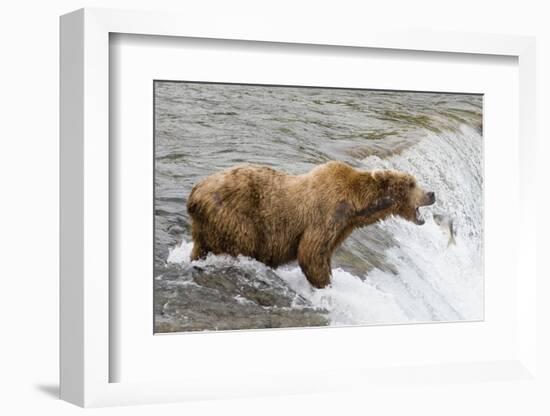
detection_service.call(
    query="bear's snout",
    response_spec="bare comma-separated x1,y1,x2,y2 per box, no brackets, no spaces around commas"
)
426,191,436,205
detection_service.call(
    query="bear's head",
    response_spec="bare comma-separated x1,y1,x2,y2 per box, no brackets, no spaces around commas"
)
355,170,435,225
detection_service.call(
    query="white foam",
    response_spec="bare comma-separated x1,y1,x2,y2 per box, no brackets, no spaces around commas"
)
277,266,409,325
167,240,194,264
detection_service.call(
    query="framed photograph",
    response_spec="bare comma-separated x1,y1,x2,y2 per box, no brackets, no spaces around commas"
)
60,8,538,407
153,81,483,334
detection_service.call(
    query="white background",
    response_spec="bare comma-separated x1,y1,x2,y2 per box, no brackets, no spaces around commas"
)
1,1,548,415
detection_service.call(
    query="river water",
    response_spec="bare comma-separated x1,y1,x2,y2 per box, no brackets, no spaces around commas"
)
154,81,483,333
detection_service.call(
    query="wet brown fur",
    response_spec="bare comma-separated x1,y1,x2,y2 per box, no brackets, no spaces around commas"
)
187,161,432,288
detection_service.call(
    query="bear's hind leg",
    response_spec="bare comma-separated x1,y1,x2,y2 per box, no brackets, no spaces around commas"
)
190,241,208,261
189,220,210,261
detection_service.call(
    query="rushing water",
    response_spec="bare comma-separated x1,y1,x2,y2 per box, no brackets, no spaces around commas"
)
154,81,483,333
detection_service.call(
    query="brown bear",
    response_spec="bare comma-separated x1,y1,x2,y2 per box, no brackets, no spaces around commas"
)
187,161,435,288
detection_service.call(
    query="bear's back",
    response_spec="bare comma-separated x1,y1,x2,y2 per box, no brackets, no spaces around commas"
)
187,164,305,266
188,164,289,212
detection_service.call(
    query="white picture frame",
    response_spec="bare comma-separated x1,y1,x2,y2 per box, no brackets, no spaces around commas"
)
60,7,537,407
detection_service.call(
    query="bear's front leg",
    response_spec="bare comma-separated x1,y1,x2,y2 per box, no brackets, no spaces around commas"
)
297,229,333,289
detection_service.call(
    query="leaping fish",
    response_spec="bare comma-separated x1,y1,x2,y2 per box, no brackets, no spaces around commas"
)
433,213,456,247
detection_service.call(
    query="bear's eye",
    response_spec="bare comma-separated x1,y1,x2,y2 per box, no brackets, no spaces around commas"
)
409,181,415,189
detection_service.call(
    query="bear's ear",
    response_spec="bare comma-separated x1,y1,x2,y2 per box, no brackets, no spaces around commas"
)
404,176,416,189
372,170,391,189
